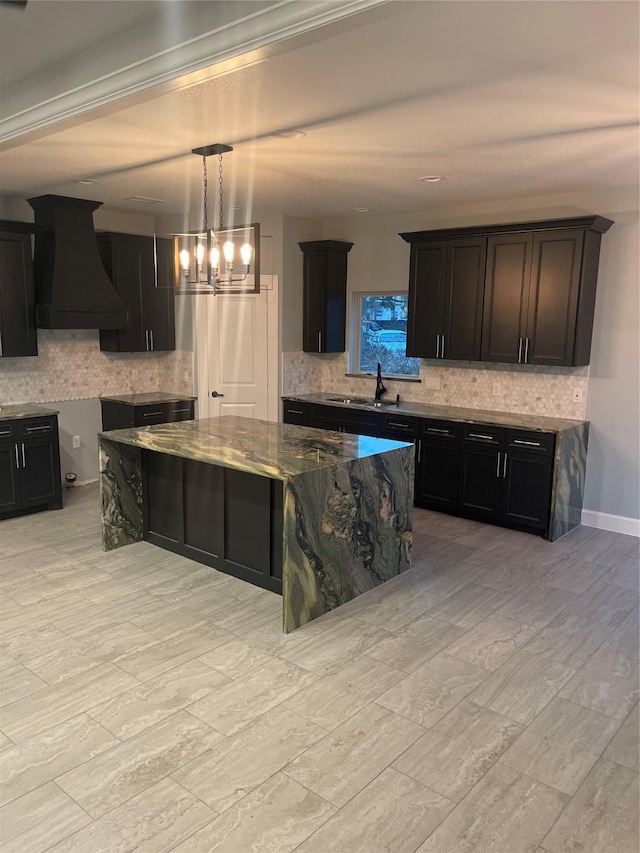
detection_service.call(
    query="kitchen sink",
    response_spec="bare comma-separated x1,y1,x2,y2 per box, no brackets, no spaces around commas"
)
325,396,398,407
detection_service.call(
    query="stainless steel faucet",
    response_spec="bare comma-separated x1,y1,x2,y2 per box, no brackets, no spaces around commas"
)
374,362,387,401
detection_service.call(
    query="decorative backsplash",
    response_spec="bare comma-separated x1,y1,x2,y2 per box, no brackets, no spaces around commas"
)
282,351,589,420
0,330,193,404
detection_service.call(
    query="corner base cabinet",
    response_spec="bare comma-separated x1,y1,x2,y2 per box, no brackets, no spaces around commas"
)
0,414,62,518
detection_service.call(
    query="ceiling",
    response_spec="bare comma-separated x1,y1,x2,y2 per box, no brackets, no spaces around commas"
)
0,0,638,221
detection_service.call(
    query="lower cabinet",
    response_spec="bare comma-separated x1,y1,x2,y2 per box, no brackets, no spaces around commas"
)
101,398,195,431
0,416,62,518
143,450,283,594
416,420,460,511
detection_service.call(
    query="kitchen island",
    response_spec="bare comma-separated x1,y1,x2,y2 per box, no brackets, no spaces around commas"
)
99,416,414,632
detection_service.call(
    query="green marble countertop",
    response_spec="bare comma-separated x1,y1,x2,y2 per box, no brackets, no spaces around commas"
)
99,391,196,405
100,415,411,480
283,393,586,434
0,403,59,420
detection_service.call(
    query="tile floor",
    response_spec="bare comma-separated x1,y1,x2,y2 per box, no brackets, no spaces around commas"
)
0,484,638,852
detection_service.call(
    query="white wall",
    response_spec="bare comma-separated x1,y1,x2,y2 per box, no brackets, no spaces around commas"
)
314,186,639,523
281,215,324,353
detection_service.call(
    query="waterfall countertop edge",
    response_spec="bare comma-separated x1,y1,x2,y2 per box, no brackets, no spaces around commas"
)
99,415,412,480
283,393,587,434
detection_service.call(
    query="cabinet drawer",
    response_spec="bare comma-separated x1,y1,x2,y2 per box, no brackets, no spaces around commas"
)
380,414,418,438
421,419,460,441
134,404,170,426
462,424,503,446
17,417,56,438
283,401,308,425
167,401,195,422
0,420,17,440
507,430,555,456
310,404,378,433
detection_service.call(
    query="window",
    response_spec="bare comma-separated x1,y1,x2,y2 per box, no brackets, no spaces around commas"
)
353,292,419,377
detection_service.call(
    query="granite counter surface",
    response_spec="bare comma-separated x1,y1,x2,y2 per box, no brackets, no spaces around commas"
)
100,415,410,480
283,393,586,434
0,403,60,420
99,391,196,405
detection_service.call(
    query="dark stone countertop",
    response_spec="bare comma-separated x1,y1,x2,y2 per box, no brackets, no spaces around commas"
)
0,403,60,421
99,391,196,406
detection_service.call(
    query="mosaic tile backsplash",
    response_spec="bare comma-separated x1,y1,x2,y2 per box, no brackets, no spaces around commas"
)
0,330,194,404
282,351,589,420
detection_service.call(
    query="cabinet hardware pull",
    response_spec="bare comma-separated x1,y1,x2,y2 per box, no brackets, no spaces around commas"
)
435,334,440,358
518,337,523,363
145,330,149,351
496,451,501,477
21,443,26,468
143,411,163,417
513,439,541,447
172,408,191,413
25,425,50,432
525,337,530,363
318,331,322,352
0,429,11,436
441,334,445,358
0,331,3,356
426,427,450,435
14,444,19,469
503,452,508,478
150,330,154,351
417,438,422,464
288,409,304,415
388,422,411,429
468,433,495,441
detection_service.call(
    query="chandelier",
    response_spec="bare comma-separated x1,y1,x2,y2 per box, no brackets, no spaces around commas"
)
175,144,260,293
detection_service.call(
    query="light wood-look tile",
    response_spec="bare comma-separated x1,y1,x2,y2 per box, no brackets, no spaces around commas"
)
57,710,222,818
278,617,391,675
296,767,454,853
173,705,326,813
285,703,424,807
394,700,523,801
603,606,640,660
0,713,119,806
522,612,617,669
416,762,569,853
0,664,47,706
197,638,275,679
0,624,73,669
87,660,230,740
46,778,215,853
363,612,465,673
500,696,622,794
0,782,91,853
170,773,335,853
424,583,513,628
559,646,639,720
470,650,574,725
445,614,540,671
187,658,318,736
563,578,638,627
495,582,577,629
476,559,550,594
541,556,610,594
603,553,640,592
52,592,164,638
542,758,639,853
603,703,639,771
376,652,489,728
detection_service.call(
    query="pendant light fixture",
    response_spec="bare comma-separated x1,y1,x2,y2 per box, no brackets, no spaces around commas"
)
175,144,260,294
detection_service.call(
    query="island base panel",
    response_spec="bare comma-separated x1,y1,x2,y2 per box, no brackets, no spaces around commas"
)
99,436,143,551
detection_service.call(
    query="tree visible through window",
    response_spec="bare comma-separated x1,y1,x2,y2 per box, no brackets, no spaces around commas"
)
356,293,419,377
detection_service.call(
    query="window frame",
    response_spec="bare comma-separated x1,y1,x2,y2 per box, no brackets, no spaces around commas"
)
351,290,420,379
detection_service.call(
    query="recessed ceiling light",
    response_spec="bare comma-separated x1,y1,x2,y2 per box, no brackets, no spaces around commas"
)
418,176,444,183
124,195,164,204
76,179,97,185
272,129,307,139
354,208,370,213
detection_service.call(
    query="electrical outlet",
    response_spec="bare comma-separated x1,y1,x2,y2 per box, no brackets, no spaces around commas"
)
572,387,584,403
493,383,501,396
72,435,81,449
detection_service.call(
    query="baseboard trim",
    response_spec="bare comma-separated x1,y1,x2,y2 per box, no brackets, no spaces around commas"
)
582,509,640,537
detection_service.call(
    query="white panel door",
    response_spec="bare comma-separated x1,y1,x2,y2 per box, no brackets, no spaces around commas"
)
196,288,269,420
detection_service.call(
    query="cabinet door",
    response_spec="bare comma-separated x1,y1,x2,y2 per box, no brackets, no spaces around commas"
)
99,237,147,352
406,241,446,358
283,401,308,425
20,437,60,508
302,249,327,353
481,234,533,363
459,445,502,519
145,237,176,352
501,450,553,529
0,442,21,512
524,230,583,366
0,231,37,357
416,436,459,510
442,238,486,361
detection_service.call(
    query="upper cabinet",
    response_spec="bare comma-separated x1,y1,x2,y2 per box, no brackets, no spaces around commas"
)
98,232,175,353
0,222,38,358
299,240,353,353
401,216,613,367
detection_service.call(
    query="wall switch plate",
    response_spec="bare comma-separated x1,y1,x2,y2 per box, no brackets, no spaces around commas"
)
72,435,81,449
493,383,501,396
572,387,584,403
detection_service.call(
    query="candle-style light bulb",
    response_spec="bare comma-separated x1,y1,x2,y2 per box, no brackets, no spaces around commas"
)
223,240,235,264
179,249,190,272
210,246,220,269
240,242,252,266
195,243,205,266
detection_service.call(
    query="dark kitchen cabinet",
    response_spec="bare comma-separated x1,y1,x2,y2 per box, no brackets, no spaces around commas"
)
502,450,553,529
299,240,353,353
459,443,503,520
98,232,175,353
0,223,37,358
282,400,309,426
416,419,460,510
0,415,62,519
406,237,486,361
100,396,195,431
309,402,379,436
402,216,613,367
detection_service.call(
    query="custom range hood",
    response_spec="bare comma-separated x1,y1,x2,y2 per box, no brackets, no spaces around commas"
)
27,194,130,329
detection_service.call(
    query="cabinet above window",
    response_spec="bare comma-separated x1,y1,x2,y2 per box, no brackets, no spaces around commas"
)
400,216,613,367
